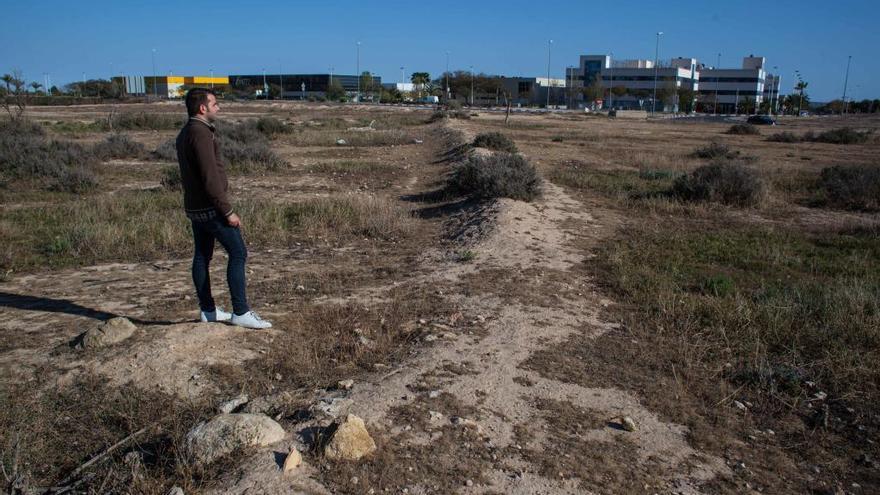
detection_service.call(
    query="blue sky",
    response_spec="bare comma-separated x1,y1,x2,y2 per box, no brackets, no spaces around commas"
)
1,0,877,101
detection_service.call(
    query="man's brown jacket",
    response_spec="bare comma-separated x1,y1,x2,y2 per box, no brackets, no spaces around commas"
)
176,117,232,220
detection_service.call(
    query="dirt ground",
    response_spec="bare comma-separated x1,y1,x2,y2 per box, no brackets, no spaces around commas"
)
1,102,878,494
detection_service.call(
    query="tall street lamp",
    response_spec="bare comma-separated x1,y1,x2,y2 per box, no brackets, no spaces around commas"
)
151,49,157,98
470,65,474,106
651,31,663,116
608,52,613,110
842,55,852,114
445,51,450,101
262,68,267,100
356,41,361,103
546,39,553,108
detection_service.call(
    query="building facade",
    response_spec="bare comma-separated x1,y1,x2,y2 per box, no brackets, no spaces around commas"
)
228,74,379,99
697,56,770,113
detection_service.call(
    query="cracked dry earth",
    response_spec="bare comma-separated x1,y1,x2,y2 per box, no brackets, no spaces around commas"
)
0,114,728,494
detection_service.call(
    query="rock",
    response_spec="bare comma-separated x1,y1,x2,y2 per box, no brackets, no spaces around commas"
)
451,416,485,436
242,391,297,415
733,400,748,411
336,139,347,146
75,317,136,349
218,394,249,414
428,390,441,399
621,416,637,432
186,414,286,465
466,479,474,487
337,379,354,390
813,391,828,401
429,411,444,422
358,335,376,348
413,139,424,144
423,334,438,343
324,414,377,461
167,487,184,495
295,284,306,291
313,397,354,419
282,448,302,473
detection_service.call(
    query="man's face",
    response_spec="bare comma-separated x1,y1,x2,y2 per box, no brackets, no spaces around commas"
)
201,94,220,121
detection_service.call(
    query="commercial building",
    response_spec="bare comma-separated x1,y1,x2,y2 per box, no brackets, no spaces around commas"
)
697,56,770,114
138,76,230,98
228,74,380,99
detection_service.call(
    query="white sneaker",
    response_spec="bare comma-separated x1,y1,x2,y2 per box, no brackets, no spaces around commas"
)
231,311,272,329
200,307,232,322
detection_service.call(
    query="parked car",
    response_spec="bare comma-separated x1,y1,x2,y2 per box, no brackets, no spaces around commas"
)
747,115,776,125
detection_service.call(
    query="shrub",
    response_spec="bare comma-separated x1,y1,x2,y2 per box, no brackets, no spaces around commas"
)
428,109,471,122
672,161,766,206
767,131,802,143
161,165,182,191
152,139,177,161
0,130,97,192
692,141,740,159
812,127,871,145
0,118,46,137
472,132,517,153
92,133,145,160
110,112,183,130
727,123,760,135
255,116,291,136
448,152,542,201
818,165,880,211
214,121,287,172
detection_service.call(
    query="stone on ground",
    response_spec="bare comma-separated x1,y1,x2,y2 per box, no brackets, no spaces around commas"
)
186,413,286,465
283,448,302,474
324,414,376,461
76,317,136,348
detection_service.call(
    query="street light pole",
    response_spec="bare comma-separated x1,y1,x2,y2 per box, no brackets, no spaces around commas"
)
608,52,613,110
445,51,450,102
546,39,553,108
356,41,361,103
151,49,157,99
651,32,663,116
262,68,267,100
470,65,474,106
210,68,214,89
279,64,283,100
842,55,852,114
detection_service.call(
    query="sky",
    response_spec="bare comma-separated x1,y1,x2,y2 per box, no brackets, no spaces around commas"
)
1,0,877,101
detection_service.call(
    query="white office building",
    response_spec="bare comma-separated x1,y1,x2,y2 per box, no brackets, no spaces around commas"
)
698,56,773,114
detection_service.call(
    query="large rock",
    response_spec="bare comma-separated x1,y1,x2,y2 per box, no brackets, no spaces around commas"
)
76,317,136,348
324,414,376,461
186,413,285,465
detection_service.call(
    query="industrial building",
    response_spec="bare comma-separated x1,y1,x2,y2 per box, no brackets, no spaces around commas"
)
228,74,379,99
698,56,777,114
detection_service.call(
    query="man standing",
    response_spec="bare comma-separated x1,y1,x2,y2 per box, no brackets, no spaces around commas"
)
176,88,272,329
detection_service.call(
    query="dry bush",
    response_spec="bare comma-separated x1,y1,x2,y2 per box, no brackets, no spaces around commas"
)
428,109,470,122
92,133,146,160
767,131,802,143
727,123,760,135
152,139,177,161
0,119,97,192
254,116,291,136
214,121,287,172
812,127,872,144
692,141,741,160
160,165,181,191
818,165,880,210
472,132,517,153
282,195,415,241
449,152,542,202
111,112,184,131
672,160,766,207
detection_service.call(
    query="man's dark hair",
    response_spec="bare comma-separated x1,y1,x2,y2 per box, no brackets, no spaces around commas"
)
185,88,216,117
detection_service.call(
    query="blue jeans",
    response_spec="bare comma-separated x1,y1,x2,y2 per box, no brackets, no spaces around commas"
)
191,217,250,316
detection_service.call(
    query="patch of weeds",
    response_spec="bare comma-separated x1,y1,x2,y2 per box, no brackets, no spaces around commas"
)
472,132,517,153
160,165,181,191
672,160,766,207
0,121,97,192
283,196,415,241
448,152,542,202
111,112,184,131
152,139,177,161
727,123,760,135
812,127,872,144
767,131,802,143
551,135,565,142
214,121,287,172
816,165,880,211
456,250,477,262
92,133,146,160
692,141,741,160
551,162,674,199
46,120,105,134
700,274,735,297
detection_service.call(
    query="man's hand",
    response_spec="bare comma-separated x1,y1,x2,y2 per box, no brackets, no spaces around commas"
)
226,213,242,228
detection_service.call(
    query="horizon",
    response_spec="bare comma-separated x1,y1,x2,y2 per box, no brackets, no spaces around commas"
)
2,0,877,101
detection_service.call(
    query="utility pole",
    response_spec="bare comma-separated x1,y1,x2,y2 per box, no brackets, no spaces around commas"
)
151,49,157,98
470,65,474,106
842,55,852,114
445,51,450,102
279,64,283,100
608,52,613,110
210,68,214,89
262,68,267,100
546,39,553,108
652,32,663,116
356,41,361,102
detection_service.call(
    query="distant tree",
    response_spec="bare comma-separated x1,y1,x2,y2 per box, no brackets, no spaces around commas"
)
677,88,696,113
795,80,809,115
326,77,346,101
737,96,756,115
29,81,43,93
1,73,13,93
611,85,627,98
2,69,29,119
581,74,604,105
410,71,430,98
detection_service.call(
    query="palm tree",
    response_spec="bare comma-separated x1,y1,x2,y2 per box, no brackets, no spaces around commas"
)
29,81,43,94
795,80,808,116
1,74,12,93
410,72,430,98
